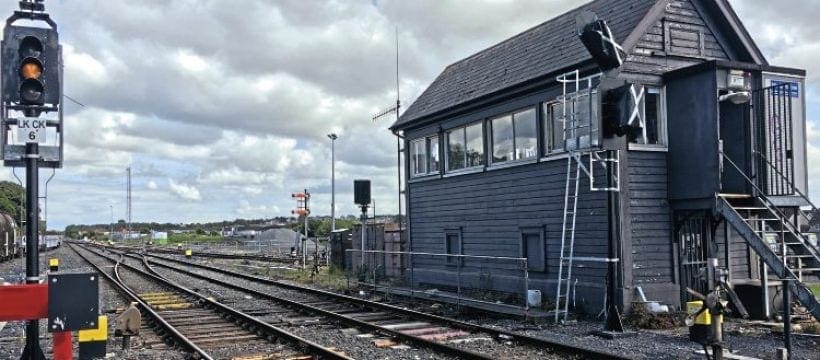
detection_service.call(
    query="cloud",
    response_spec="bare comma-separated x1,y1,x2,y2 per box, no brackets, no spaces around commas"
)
167,179,201,201
3,0,815,229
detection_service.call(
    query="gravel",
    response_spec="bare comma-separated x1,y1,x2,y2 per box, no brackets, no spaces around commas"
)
143,253,575,359
146,253,457,360
154,250,820,360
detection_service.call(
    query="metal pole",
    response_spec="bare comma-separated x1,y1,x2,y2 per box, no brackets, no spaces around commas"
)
783,280,792,359
361,207,366,268
23,142,44,360
126,167,131,243
708,257,723,360
303,189,308,270
524,259,530,317
109,205,113,242
329,134,336,233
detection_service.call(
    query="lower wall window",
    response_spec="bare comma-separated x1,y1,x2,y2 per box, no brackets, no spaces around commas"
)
521,228,545,272
445,231,462,265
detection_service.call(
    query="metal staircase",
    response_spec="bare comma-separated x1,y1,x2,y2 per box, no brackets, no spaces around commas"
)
718,154,820,321
553,70,620,322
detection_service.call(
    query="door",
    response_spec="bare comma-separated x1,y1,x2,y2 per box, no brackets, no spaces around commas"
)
719,99,753,194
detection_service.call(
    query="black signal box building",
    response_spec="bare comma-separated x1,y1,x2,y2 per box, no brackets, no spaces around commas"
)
392,0,819,319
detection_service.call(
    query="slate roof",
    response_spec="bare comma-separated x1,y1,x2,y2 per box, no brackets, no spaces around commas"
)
393,0,659,130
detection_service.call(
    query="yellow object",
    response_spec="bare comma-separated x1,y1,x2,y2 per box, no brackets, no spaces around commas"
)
78,315,108,342
185,249,192,256
687,301,722,325
48,258,59,267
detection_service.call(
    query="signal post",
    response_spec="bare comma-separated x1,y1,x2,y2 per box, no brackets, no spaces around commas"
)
0,2,99,360
292,190,310,269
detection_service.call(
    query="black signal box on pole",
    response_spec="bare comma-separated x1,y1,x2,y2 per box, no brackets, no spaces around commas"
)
354,180,371,206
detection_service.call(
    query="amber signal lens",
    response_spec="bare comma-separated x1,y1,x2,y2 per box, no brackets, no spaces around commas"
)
20,60,42,80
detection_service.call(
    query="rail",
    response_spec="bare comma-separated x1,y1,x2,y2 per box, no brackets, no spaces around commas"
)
134,248,631,360
754,150,819,231
76,243,351,360
67,243,212,359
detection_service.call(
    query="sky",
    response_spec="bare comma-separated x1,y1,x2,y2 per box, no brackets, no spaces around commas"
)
0,0,817,230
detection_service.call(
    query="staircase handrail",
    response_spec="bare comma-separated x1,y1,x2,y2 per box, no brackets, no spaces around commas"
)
754,150,819,226
721,152,820,258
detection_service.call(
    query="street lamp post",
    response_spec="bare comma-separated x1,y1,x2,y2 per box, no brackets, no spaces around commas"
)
327,133,337,233
109,205,113,242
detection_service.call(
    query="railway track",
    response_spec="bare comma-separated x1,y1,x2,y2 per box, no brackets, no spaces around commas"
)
88,243,633,360
108,243,293,263
70,244,350,360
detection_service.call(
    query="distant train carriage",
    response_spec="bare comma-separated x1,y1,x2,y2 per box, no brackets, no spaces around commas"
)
0,213,19,261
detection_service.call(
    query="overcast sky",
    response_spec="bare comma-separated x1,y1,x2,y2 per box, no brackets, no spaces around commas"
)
0,0,817,229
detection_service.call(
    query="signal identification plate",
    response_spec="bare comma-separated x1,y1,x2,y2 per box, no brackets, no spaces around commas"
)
17,117,47,143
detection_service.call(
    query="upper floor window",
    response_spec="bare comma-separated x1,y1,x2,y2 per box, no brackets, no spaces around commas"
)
411,135,440,177
543,91,600,153
629,86,666,146
490,108,537,164
446,123,484,171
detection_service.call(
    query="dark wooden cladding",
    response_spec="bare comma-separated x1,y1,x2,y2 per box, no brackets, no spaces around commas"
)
626,0,729,75
409,157,609,288
629,151,673,285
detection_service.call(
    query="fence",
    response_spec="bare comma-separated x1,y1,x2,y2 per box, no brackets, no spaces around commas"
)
345,249,531,314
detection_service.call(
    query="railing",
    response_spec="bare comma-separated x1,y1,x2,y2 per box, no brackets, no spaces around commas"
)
721,152,820,259
754,150,819,232
345,249,532,315
752,82,795,196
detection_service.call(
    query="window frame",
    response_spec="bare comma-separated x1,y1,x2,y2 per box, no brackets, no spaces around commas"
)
541,90,601,155
489,107,538,166
628,85,668,150
444,229,462,266
410,135,441,178
519,227,545,272
445,122,485,173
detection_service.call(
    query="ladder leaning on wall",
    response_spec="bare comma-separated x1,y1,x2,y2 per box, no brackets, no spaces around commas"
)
553,70,620,323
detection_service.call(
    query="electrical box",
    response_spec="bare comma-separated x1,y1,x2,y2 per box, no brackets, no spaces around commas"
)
47,273,99,332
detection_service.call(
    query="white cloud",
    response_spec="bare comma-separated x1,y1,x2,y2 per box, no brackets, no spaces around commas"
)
167,179,202,201
6,0,815,229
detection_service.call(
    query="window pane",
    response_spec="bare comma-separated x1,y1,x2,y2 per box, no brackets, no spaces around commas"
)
465,123,484,167
574,94,591,149
523,233,544,271
592,91,600,147
644,89,660,145
446,233,460,264
492,115,513,163
429,136,440,173
550,102,565,153
447,129,465,171
514,109,537,160
411,139,426,176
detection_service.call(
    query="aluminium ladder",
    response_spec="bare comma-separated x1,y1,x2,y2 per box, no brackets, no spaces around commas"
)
553,70,620,323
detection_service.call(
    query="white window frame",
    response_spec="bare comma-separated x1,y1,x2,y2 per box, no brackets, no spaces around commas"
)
445,122,484,173
629,85,668,149
490,107,538,165
410,135,441,178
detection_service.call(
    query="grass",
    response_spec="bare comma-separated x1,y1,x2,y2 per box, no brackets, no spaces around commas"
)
167,233,223,244
262,265,351,290
808,283,820,297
